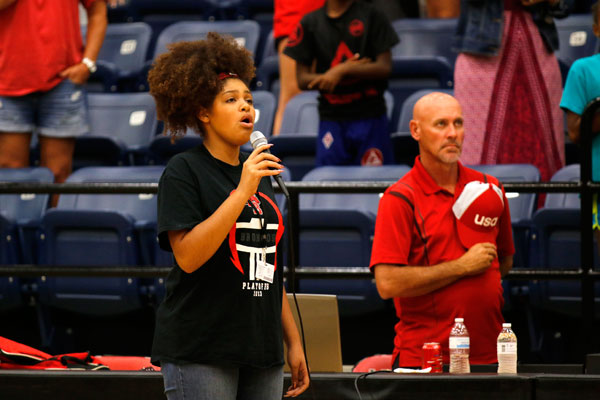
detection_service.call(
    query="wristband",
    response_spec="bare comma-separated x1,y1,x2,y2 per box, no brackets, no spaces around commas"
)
82,57,97,73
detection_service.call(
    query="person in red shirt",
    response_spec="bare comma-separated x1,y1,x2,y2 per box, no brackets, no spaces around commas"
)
370,92,515,368
0,0,107,206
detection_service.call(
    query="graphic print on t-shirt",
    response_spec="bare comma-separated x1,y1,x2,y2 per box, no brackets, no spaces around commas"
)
228,191,283,297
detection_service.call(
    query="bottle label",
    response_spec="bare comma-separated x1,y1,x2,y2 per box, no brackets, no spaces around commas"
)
449,337,470,349
497,342,517,354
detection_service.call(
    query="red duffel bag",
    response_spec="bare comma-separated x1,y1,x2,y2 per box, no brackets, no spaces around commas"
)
0,336,159,371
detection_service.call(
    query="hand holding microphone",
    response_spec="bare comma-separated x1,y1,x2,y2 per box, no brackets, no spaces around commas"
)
250,131,290,198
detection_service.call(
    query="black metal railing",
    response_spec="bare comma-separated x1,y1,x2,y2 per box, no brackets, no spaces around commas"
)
1,97,599,357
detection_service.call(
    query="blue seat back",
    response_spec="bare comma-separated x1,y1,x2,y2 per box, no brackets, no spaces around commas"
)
0,167,53,311
555,14,599,69
300,165,411,215
98,22,152,75
0,167,53,224
153,20,261,59
391,18,459,67
544,164,581,209
86,92,158,151
280,91,320,135
58,166,164,222
252,90,276,138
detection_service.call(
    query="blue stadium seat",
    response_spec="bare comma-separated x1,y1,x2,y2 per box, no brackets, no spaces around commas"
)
270,91,320,180
152,20,261,59
0,167,53,312
251,90,277,138
391,18,458,67
388,18,456,130
555,14,600,80
297,165,411,316
529,164,600,316
75,92,158,168
148,131,203,166
133,20,262,91
391,88,453,165
37,166,166,317
85,22,152,92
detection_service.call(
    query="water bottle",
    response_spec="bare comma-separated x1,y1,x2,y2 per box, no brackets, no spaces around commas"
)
497,322,517,373
449,317,470,373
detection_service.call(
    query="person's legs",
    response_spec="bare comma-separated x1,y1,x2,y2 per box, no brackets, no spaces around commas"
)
38,136,76,184
0,132,32,168
36,79,88,206
273,37,302,136
237,364,284,400
316,120,353,166
0,93,36,168
161,362,239,400
349,115,394,166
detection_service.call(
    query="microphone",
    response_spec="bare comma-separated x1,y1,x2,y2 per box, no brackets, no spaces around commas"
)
250,131,289,198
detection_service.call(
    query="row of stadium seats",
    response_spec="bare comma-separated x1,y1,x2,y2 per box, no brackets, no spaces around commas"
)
1,163,596,322
88,14,600,99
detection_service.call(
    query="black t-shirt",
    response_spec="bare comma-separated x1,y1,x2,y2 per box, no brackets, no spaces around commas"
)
151,145,285,368
284,0,399,121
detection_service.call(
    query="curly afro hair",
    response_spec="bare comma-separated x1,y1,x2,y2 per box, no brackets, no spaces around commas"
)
148,32,256,138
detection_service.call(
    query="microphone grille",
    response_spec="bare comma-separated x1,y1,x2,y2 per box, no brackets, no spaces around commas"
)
250,131,268,149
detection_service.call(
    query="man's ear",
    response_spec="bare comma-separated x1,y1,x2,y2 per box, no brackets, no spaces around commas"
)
409,120,420,141
593,22,600,38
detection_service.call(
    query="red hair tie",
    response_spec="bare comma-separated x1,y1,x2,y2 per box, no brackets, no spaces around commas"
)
218,72,238,80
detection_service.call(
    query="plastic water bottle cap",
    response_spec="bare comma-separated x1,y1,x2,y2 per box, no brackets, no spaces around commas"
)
503,323,511,328
455,318,464,323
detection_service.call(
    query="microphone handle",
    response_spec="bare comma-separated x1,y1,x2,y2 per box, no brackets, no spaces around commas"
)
273,174,290,198
255,140,290,198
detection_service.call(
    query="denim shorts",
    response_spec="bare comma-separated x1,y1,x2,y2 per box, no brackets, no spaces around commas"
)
0,79,89,138
161,362,284,400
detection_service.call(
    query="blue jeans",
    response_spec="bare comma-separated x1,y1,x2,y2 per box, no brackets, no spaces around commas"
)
0,79,88,138
161,362,284,400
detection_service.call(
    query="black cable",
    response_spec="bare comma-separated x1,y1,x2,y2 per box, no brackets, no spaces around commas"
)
353,370,394,400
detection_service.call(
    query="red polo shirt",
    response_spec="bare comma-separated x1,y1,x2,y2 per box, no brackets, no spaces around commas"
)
370,156,515,367
0,0,97,96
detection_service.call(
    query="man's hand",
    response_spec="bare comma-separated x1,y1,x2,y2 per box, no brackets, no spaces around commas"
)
457,242,497,276
59,63,91,85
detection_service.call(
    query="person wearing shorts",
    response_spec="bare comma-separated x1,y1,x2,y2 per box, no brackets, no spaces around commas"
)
0,0,107,205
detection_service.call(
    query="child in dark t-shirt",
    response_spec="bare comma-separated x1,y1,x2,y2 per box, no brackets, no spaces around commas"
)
284,0,399,166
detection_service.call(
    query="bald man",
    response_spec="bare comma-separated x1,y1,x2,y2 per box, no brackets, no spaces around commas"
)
370,92,515,369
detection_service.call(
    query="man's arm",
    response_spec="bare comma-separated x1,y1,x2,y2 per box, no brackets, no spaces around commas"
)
499,255,513,278
0,0,17,11
374,242,498,299
59,1,108,85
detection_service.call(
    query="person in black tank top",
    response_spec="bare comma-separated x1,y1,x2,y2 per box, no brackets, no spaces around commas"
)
147,33,309,399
